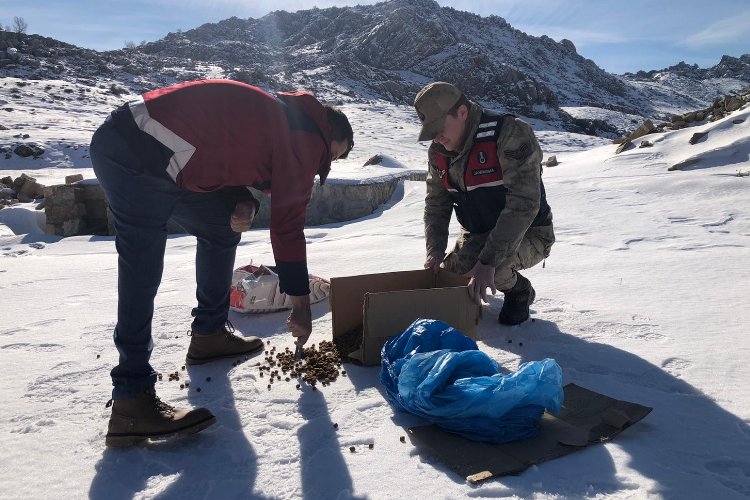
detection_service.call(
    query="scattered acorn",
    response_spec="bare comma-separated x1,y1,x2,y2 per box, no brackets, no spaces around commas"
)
400,436,406,443
368,443,374,449
349,446,356,453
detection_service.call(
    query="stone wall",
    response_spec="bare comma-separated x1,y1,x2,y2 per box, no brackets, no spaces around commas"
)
252,171,426,228
42,170,427,236
43,174,113,236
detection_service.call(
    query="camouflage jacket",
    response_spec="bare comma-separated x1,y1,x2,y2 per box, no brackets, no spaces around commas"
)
424,102,551,266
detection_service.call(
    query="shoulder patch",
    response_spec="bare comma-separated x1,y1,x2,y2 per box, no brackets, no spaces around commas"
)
503,142,531,161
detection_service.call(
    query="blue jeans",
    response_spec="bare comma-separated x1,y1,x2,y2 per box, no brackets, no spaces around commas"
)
90,117,241,399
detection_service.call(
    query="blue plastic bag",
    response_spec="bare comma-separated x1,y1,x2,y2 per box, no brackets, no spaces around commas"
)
380,318,563,443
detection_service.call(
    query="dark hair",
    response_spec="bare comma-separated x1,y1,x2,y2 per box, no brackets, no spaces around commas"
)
447,95,470,117
325,105,354,159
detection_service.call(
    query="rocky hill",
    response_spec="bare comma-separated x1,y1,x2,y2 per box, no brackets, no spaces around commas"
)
1,0,749,136
627,54,750,82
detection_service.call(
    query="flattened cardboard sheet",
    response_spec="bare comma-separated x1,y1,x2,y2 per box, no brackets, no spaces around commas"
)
407,383,652,483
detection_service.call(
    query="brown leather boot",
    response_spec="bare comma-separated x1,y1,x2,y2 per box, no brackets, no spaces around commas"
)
105,388,215,447
186,324,264,365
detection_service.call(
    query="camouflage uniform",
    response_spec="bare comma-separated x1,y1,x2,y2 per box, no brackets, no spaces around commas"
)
424,102,554,291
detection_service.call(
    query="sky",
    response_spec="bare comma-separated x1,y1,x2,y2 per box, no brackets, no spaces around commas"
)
1,73,750,497
1,0,748,74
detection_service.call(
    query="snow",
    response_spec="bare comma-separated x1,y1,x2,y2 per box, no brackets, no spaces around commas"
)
1,91,750,499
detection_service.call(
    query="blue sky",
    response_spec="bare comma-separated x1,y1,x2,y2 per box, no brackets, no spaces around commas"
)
2,0,748,74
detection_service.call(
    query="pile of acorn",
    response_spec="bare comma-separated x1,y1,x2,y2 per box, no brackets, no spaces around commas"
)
155,337,358,393
258,339,347,390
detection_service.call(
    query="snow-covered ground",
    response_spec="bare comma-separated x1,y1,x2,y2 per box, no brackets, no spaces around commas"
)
1,92,749,499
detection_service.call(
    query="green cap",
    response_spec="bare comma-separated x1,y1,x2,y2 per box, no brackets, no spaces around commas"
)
414,82,462,142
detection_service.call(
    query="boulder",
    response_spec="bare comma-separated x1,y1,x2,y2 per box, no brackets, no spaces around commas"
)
545,155,558,167
627,119,655,141
615,139,633,154
12,173,36,191
17,179,45,201
363,154,384,166
13,143,45,158
0,187,15,199
689,132,709,145
725,96,744,112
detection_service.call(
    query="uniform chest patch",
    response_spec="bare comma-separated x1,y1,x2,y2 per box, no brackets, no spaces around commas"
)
478,151,487,164
472,168,497,176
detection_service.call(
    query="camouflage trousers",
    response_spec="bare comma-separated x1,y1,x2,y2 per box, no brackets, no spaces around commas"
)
443,224,555,291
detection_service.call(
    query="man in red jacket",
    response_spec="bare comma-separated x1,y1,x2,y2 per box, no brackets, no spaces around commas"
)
90,79,353,446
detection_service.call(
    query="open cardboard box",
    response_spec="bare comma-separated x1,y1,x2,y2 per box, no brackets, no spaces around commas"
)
329,269,482,365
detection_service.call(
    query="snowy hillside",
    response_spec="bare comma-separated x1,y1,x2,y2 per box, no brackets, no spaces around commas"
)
3,0,750,140
1,89,749,498
0,73,613,185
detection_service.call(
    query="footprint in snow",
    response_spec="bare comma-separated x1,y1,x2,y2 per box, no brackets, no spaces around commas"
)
660,357,691,377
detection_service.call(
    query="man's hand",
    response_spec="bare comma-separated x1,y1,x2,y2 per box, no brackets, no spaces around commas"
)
288,294,312,346
230,200,257,233
424,252,445,274
464,262,497,304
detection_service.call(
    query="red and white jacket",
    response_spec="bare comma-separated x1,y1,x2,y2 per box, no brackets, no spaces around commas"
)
119,79,332,295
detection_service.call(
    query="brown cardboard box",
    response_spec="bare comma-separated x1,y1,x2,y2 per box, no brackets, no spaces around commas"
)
330,269,482,365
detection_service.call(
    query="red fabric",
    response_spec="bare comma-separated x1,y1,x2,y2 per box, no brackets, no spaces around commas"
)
140,79,331,263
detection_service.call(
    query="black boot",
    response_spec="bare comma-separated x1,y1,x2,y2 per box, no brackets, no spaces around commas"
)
498,273,536,325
